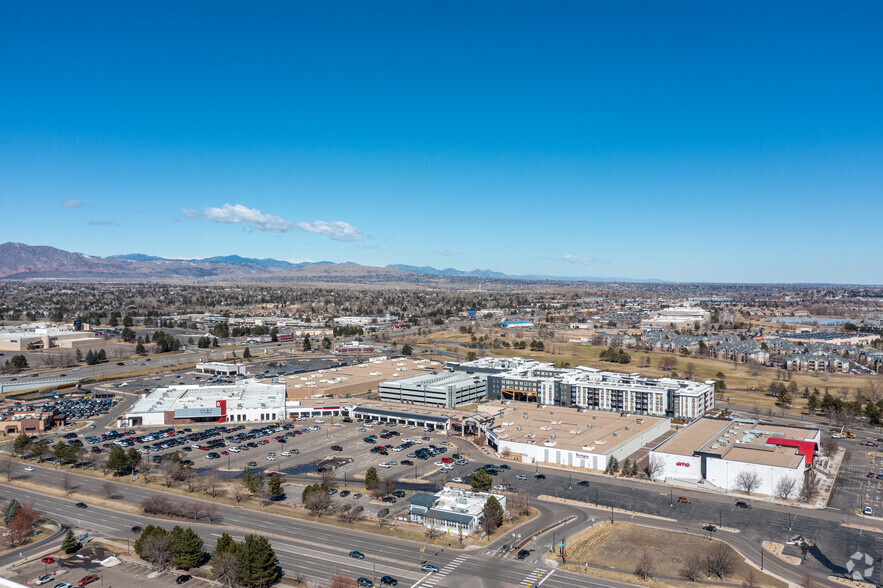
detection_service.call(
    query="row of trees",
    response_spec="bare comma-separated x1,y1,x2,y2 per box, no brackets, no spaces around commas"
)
134,524,205,570
599,347,631,364
11,434,82,465
140,495,221,522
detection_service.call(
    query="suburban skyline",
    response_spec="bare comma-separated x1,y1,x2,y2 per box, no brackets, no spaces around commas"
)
2,2,882,284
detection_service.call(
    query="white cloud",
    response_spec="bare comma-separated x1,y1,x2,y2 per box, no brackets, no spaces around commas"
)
62,199,83,208
562,254,605,266
87,219,116,227
183,203,293,232
296,220,363,242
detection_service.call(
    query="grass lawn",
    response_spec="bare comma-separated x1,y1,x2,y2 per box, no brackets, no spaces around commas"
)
554,522,785,588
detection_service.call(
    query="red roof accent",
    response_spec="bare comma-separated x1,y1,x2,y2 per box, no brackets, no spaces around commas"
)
766,437,816,465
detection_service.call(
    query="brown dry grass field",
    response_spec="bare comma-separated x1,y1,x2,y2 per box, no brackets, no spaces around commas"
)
555,522,785,588
418,330,877,408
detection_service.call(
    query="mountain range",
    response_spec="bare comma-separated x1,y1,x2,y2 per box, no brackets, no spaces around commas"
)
0,242,661,284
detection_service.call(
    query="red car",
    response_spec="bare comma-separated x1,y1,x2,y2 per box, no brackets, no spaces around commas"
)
79,575,99,586
441,457,454,463
266,472,279,477
41,556,55,564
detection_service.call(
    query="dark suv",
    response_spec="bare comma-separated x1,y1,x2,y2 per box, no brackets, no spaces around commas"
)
735,501,752,509
517,549,531,560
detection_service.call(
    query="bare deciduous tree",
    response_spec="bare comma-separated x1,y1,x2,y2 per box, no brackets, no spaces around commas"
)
735,470,761,495
320,468,335,486
742,568,760,588
799,471,820,503
232,480,248,504
704,542,736,579
140,533,172,570
330,574,358,588
680,555,704,582
635,550,655,580
643,455,664,480
62,473,74,496
205,473,224,498
304,491,333,517
1,457,15,482
775,476,797,500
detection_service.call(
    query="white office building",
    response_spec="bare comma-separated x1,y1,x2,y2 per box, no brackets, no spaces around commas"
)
408,486,506,536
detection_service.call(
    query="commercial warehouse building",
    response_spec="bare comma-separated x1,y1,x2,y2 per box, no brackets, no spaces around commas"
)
649,418,821,497
484,402,670,471
451,357,715,420
124,379,286,426
196,362,248,376
379,371,487,408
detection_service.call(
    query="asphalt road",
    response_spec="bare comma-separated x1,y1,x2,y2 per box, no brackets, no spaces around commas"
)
0,472,632,588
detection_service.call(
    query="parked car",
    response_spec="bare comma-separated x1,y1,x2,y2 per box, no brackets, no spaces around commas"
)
41,556,56,563
864,506,873,516
35,576,54,586
77,576,98,586
515,474,527,480
175,575,191,584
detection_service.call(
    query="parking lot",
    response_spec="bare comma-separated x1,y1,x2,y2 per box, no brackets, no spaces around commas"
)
6,544,213,588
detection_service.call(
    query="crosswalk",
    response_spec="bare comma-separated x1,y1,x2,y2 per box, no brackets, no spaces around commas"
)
413,554,467,587
517,567,549,587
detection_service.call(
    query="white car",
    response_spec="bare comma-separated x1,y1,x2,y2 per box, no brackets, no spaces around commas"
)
378,462,391,468
515,474,527,480
281,451,291,456
391,447,403,452
266,456,276,461
119,382,129,387
229,447,240,453
434,461,444,467
315,419,325,424
24,466,35,472
452,477,465,483
34,576,54,586
52,583,73,588
442,464,453,471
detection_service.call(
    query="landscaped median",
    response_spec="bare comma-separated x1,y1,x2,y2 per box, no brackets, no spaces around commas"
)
547,521,786,588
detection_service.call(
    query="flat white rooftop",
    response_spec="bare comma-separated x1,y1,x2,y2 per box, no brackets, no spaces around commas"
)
128,379,285,414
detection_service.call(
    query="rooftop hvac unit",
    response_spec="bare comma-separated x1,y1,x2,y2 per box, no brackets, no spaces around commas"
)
624,426,630,430
550,434,557,439
592,415,597,419
710,444,720,449
516,426,522,431
612,432,618,437
586,423,592,429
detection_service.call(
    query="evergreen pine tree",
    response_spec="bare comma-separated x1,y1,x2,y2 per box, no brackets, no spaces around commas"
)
213,532,238,557
2,499,20,524
62,529,80,554
268,475,284,501
364,467,379,489
170,526,205,570
236,534,279,588
483,496,504,526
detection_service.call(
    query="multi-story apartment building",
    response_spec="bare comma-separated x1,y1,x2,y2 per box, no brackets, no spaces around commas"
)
452,357,715,420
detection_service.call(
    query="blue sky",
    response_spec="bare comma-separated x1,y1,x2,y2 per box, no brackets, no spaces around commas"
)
2,2,881,283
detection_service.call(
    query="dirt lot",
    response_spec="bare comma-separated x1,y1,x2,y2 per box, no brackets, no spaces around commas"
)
554,522,786,588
